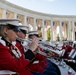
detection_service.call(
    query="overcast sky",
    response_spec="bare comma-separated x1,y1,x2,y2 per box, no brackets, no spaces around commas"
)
6,0,76,15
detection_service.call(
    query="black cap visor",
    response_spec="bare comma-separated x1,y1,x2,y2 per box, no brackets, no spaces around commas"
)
7,24,20,32
20,29,27,34
29,34,39,37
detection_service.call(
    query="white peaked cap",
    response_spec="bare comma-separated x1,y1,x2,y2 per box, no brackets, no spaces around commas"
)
0,19,20,26
73,41,76,44
63,41,67,43
28,31,38,35
19,24,29,31
55,42,59,45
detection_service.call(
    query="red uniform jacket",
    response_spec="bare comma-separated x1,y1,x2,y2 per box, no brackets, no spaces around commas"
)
64,45,72,58
35,48,48,68
0,38,32,75
62,45,66,50
15,41,44,73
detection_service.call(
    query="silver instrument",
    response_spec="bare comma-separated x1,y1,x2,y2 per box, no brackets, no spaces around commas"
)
69,49,76,59
17,37,65,56
16,36,67,57
39,45,65,56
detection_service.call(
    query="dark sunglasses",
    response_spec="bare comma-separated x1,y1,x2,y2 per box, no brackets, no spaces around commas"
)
7,24,20,32
34,34,39,37
29,34,39,37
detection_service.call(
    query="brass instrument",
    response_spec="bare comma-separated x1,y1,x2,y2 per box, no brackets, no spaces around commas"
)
16,37,65,57
68,49,76,59
39,45,65,57
16,37,76,72
64,59,76,63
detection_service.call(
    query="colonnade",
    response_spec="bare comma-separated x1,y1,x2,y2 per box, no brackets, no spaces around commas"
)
0,0,76,41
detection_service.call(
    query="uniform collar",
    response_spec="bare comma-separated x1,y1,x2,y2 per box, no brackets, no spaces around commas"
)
16,39,21,43
16,39,24,44
1,37,12,47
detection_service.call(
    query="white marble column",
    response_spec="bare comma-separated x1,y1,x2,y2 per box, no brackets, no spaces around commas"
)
2,9,6,19
42,19,45,40
44,26,47,40
68,21,71,40
50,20,53,41
72,21,75,40
59,21,63,41
14,13,17,19
24,16,29,38
33,18,36,30
24,16,27,26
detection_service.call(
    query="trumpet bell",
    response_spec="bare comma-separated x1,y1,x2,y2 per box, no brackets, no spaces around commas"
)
50,49,65,57
40,45,65,57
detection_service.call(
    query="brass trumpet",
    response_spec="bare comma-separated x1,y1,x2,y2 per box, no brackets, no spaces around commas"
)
39,45,65,57
16,36,66,56
24,39,65,56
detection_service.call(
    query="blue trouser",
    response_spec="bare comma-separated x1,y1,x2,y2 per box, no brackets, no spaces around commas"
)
43,69,58,75
32,72,46,75
46,59,61,75
42,64,58,75
43,59,57,71
32,59,60,75
32,71,57,75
